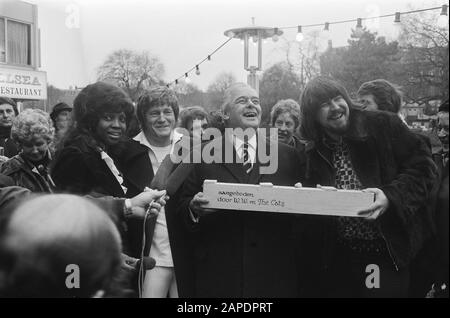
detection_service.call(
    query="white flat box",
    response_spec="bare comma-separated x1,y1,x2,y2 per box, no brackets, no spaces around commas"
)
202,180,375,217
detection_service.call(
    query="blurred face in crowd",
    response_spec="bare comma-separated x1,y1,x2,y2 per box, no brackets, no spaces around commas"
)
225,86,261,130
95,112,127,146
144,104,176,141
21,135,50,163
0,104,16,128
316,95,350,139
55,110,72,132
186,117,208,139
438,112,449,151
358,94,378,111
274,112,296,144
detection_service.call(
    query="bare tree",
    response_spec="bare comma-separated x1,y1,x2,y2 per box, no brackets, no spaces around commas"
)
398,10,449,105
278,30,324,90
205,72,237,111
173,82,206,108
97,49,165,101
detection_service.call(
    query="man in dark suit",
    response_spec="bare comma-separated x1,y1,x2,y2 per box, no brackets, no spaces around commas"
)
178,82,304,297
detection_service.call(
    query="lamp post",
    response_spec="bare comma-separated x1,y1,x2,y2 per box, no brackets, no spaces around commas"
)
224,18,283,94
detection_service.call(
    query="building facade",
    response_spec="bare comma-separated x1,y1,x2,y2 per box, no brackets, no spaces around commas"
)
0,0,47,109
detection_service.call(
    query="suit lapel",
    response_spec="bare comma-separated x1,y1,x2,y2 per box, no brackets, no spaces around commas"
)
247,160,262,184
220,136,249,183
248,136,275,184
151,154,175,190
118,141,154,192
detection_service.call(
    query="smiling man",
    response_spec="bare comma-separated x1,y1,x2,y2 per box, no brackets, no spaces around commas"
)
298,77,437,297
114,86,183,298
178,82,305,297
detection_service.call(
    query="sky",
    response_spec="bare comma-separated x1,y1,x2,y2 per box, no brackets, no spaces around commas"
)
18,0,447,91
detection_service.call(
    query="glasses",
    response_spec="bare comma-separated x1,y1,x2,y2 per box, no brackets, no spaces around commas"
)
234,96,260,106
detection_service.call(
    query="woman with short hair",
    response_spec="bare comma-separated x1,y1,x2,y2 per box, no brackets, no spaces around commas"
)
0,109,55,193
270,99,306,151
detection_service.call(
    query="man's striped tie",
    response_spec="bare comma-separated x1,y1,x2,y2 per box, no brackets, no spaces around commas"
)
243,142,253,174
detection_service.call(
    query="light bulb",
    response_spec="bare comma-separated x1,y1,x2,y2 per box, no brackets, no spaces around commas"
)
272,28,279,42
322,23,330,40
185,76,191,84
354,18,363,37
390,22,402,41
437,14,448,28
296,26,304,42
355,26,364,37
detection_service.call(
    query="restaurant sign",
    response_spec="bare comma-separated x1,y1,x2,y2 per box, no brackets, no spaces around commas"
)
0,67,47,100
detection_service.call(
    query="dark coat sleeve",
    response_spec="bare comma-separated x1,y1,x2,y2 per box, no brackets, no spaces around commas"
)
0,173,14,188
83,195,125,228
0,186,31,214
51,147,92,195
436,163,449,284
379,115,438,228
177,163,202,232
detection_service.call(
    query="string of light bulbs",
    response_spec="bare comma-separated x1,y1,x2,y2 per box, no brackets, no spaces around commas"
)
167,4,448,87
166,37,233,87
282,4,448,43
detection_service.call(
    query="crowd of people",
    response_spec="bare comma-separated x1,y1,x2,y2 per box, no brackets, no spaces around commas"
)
0,76,448,298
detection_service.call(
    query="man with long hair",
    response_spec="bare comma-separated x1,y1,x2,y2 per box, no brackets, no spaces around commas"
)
298,77,437,297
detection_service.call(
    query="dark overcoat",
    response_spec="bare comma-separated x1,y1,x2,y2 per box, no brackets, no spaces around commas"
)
178,136,305,297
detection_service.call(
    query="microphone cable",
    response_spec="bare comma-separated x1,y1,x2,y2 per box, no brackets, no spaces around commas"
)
138,200,154,298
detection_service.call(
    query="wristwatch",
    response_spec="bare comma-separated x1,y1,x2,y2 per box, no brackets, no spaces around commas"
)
123,199,133,218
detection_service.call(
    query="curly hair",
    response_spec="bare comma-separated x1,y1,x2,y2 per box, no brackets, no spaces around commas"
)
10,109,54,145
136,86,179,130
357,79,403,114
178,106,209,130
270,99,301,129
61,82,134,151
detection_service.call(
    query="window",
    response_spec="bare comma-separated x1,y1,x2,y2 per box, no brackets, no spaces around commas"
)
7,20,31,65
0,18,5,63
0,18,31,65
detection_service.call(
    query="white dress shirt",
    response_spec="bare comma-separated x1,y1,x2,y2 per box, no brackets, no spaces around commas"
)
133,130,183,267
233,133,257,164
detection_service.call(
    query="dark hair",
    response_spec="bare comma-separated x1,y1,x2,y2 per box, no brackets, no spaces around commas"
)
50,102,72,122
270,99,301,129
61,82,134,151
136,86,179,130
0,97,19,116
357,79,402,114
178,106,208,130
299,76,354,142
